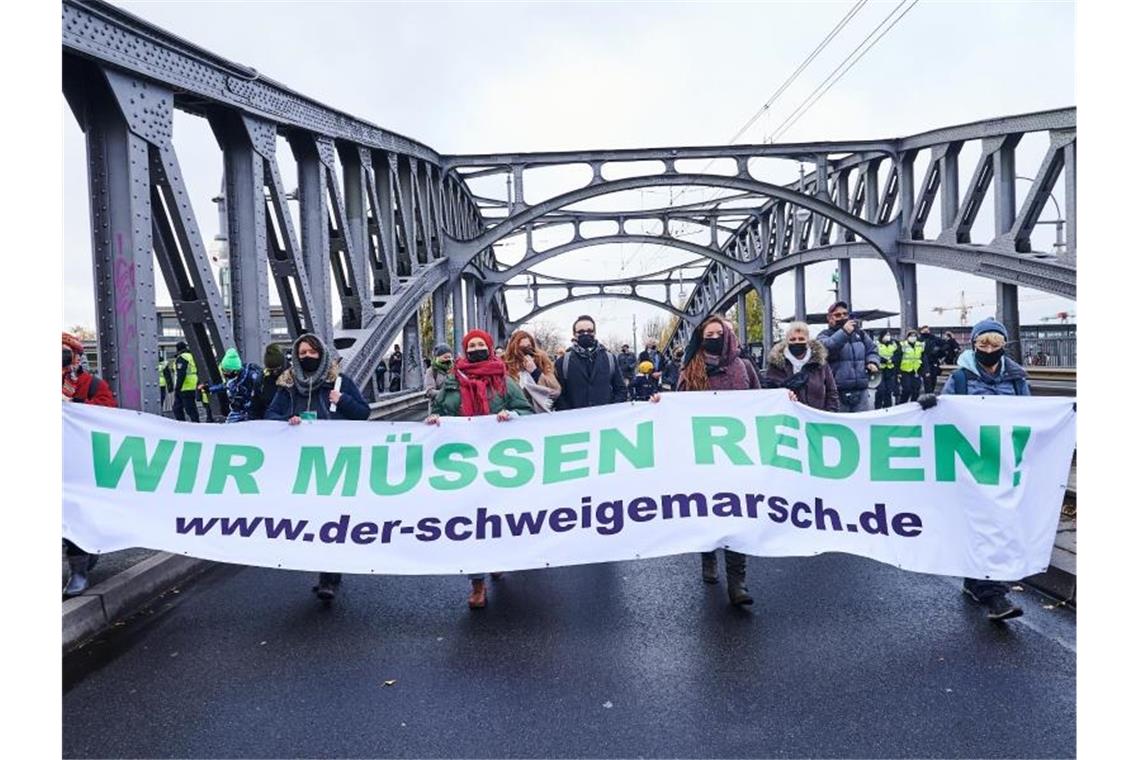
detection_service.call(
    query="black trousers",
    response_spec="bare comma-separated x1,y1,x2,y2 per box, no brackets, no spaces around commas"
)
875,369,898,409
173,390,200,422
898,372,921,403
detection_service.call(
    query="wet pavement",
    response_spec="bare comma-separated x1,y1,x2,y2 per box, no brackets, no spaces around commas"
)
63,552,1075,759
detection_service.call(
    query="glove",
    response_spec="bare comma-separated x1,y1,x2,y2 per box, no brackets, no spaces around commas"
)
917,393,938,410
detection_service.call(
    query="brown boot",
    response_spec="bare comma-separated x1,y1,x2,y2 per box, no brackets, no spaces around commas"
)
468,579,487,609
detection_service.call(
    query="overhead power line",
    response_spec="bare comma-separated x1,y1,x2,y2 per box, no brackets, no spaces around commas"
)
770,0,921,142
728,0,869,144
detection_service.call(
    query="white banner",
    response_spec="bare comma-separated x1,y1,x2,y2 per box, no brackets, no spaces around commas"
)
63,392,1075,579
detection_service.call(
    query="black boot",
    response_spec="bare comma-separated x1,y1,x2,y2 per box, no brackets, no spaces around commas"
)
313,572,341,601
64,555,91,597
724,550,753,606
701,552,719,584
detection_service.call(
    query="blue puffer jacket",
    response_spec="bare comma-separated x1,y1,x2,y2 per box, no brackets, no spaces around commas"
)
816,326,881,391
940,351,1031,397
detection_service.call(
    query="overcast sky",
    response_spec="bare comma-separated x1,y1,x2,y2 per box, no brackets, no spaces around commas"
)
62,0,1076,349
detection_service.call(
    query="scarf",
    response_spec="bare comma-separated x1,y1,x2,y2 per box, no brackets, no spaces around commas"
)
783,346,810,374
453,356,509,416
289,334,332,395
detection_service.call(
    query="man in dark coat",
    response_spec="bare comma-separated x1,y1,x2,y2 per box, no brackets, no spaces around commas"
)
617,344,637,394
554,315,628,410
816,301,880,412
918,325,946,394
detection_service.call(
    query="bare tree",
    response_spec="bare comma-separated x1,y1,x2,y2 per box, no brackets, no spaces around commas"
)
517,320,566,354
642,315,668,346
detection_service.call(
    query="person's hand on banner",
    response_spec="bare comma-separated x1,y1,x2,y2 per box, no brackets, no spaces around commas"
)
288,415,302,425
496,410,515,422
648,394,661,403
788,390,798,402
917,393,938,410
62,377,77,399
425,414,441,426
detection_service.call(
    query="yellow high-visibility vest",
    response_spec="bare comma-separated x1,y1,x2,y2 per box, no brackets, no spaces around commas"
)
876,341,897,370
178,352,198,391
899,341,924,373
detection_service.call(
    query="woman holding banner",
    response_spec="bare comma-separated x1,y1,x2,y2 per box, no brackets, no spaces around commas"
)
265,333,371,603
425,328,533,609
762,321,839,412
668,314,762,606
502,329,561,413
920,317,1028,622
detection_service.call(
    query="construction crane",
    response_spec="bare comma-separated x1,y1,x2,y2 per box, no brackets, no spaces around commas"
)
1040,311,1076,324
931,291,988,326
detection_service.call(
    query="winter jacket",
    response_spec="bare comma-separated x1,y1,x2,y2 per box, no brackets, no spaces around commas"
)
617,351,637,378
251,367,284,420
205,363,263,423
763,340,839,412
265,367,370,421
677,323,761,392
630,374,661,401
816,325,880,391
661,358,681,390
424,366,450,402
919,333,945,372
638,349,666,373
940,351,1031,397
430,373,534,417
555,345,628,409
63,370,117,408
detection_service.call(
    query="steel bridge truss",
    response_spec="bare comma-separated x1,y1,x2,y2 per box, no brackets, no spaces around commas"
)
63,0,1075,412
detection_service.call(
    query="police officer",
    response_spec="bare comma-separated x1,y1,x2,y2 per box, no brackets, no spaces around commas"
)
897,329,925,404
172,340,200,423
874,331,902,409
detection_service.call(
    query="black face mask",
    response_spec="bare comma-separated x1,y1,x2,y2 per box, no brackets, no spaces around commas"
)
975,348,1003,368
63,348,73,368
299,356,321,373
467,349,490,363
702,337,724,355
576,333,596,349
523,347,535,356
788,343,808,358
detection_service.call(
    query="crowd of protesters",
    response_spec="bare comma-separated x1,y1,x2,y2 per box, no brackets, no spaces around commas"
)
65,302,1032,623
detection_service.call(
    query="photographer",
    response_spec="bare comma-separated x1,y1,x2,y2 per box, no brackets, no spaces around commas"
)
816,301,880,413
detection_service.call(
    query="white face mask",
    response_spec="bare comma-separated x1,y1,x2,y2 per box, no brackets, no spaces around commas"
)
908,336,917,344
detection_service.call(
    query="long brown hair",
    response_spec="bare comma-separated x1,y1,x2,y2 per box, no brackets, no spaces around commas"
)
679,314,728,392
503,330,553,379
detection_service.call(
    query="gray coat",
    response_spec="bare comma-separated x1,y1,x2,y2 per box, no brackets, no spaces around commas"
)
816,325,881,391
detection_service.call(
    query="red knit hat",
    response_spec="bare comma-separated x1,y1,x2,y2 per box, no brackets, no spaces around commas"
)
461,329,495,354
62,332,84,354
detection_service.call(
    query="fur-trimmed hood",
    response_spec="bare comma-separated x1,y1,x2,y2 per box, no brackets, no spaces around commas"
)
767,339,827,369
276,362,340,389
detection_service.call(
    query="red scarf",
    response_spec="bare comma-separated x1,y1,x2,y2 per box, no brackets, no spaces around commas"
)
453,357,509,416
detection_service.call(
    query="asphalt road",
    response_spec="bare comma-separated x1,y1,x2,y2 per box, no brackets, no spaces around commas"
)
63,551,1075,759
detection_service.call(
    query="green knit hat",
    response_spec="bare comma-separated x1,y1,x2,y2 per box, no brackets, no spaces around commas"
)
220,347,242,372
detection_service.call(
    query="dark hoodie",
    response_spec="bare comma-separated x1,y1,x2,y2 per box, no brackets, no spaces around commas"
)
265,334,370,421
763,339,839,412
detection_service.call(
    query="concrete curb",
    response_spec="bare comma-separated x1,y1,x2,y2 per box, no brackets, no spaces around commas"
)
62,553,211,652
